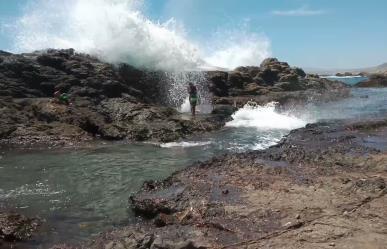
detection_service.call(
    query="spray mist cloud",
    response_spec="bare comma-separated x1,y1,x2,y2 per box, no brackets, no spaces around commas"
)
11,0,272,71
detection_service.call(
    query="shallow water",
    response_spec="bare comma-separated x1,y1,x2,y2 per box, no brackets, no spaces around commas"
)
305,88,387,121
322,75,368,85
0,144,218,247
1,88,387,248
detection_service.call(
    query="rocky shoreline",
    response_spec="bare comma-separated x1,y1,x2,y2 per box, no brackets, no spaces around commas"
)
355,73,387,88
1,50,357,248
55,117,387,249
1,50,348,148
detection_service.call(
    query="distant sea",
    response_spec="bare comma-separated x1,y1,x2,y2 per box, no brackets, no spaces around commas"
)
322,76,369,86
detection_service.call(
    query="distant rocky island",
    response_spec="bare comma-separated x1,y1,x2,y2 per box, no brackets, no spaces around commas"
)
306,62,387,88
305,62,387,75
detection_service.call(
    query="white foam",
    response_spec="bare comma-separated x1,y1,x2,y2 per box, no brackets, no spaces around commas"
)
251,136,281,150
322,76,365,79
0,182,64,199
179,97,191,113
226,102,308,130
10,0,271,71
160,141,212,148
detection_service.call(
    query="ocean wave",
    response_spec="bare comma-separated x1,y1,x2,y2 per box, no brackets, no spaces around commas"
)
226,102,308,130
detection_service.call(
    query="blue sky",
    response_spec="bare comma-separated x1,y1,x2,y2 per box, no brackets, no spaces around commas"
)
1,0,386,69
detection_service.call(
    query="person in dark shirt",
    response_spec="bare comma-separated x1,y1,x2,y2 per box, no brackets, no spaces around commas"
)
188,83,198,117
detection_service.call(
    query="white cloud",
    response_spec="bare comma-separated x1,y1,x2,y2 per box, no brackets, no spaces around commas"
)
272,6,326,17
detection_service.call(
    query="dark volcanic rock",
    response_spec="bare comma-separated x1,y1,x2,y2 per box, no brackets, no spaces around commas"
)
0,97,227,147
0,49,160,101
206,57,348,100
0,51,349,147
0,50,232,147
207,71,229,97
0,213,41,242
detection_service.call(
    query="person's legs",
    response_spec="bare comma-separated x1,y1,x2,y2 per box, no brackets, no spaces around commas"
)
192,104,196,117
190,97,197,117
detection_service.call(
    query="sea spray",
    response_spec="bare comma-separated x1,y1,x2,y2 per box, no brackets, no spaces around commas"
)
10,0,271,71
204,30,271,70
9,0,271,108
162,71,212,110
226,102,308,130
13,0,202,71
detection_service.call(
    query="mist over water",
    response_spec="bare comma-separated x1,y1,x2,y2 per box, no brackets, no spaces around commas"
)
11,0,272,71
204,31,271,70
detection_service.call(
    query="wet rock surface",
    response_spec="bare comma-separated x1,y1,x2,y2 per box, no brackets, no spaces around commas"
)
59,118,387,249
0,96,227,148
0,212,41,246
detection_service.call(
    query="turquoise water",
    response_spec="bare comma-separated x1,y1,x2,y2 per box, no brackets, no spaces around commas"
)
1,88,387,248
322,76,368,85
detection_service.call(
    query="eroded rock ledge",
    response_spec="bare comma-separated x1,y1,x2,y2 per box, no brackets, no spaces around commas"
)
58,118,387,249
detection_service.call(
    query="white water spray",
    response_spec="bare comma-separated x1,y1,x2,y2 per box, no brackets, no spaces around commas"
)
10,0,271,71
226,102,309,130
204,32,271,70
161,71,212,110
13,0,202,71
8,0,272,109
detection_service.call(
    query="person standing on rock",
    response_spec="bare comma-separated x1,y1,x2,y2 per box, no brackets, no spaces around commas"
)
188,83,199,117
53,90,71,105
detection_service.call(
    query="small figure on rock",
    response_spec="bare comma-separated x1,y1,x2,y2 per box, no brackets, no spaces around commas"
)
246,99,258,108
53,90,71,105
188,82,199,117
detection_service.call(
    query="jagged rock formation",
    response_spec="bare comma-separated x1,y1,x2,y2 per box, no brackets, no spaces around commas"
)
0,49,164,103
0,49,226,147
0,50,348,147
207,58,348,112
207,58,345,97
